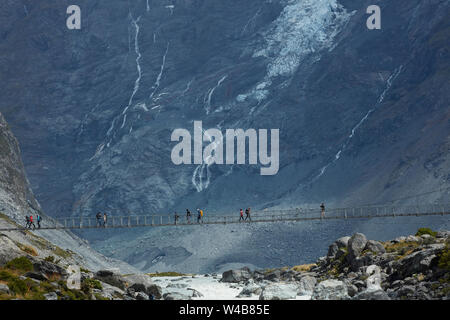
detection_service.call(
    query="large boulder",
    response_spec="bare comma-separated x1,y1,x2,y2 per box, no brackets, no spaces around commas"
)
353,289,390,300
264,269,281,282
163,292,191,300
32,259,68,280
0,235,24,266
297,276,317,296
127,282,162,299
221,268,252,283
311,280,350,300
327,236,351,257
364,240,386,255
259,283,298,300
347,233,368,259
391,244,444,279
43,292,58,300
94,270,127,290
0,283,10,295
237,280,262,297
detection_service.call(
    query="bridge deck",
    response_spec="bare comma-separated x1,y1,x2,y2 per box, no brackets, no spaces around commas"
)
1,204,449,232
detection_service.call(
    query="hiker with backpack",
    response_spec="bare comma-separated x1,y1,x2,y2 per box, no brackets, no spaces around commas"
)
25,215,30,228
29,215,36,230
103,213,108,227
36,214,42,229
239,209,244,222
245,208,251,221
186,209,191,224
197,208,203,224
96,212,102,227
174,212,180,225
320,203,325,219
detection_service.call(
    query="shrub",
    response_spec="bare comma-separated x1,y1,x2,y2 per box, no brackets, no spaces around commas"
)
438,243,450,271
416,228,437,237
7,278,29,295
5,257,33,273
0,269,15,281
291,264,316,272
44,256,55,263
81,278,102,293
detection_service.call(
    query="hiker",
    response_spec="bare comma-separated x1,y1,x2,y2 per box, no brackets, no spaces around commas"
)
186,209,191,223
239,209,244,222
197,208,203,224
29,215,36,230
320,203,325,218
174,212,179,225
25,215,30,228
96,212,102,227
103,213,108,227
36,214,42,229
245,208,251,221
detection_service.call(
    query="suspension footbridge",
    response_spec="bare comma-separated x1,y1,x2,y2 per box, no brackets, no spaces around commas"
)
1,204,449,232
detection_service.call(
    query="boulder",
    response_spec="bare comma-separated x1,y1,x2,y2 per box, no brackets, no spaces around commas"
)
238,281,262,297
135,292,149,300
163,292,191,300
364,240,386,255
24,271,48,281
311,280,349,300
146,284,163,299
392,244,444,279
353,289,390,300
0,283,10,295
297,276,317,296
187,288,204,298
97,281,125,299
436,231,450,238
0,235,24,266
259,283,298,300
94,270,126,290
347,233,368,259
264,269,281,282
32,260,68,280
43,292,58,300
221,268,252,283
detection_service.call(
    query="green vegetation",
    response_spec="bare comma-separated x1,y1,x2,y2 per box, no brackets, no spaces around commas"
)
5,257,33,272
81,278,102,293
416,228,437,237
44,256,55,263
146,271,186,277
53,247,73,259
291,264,316,272
438,243,450,271
384,241,421,260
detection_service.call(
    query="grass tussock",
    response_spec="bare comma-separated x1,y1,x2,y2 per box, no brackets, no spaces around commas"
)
383,241,421,260
146,271,186,277
416,228,437,237
291,264,316,272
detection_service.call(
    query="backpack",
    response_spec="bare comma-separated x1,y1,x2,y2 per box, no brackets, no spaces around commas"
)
200,210,203,217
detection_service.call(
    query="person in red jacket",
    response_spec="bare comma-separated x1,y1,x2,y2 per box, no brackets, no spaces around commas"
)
29,215,36,230
239,209,244,222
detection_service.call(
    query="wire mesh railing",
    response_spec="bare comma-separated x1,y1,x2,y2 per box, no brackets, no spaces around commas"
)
2,204,449,231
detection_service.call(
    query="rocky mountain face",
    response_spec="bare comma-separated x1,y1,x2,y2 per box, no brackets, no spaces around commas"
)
0,1,449,272
0,111,139,273
0,112,39,220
